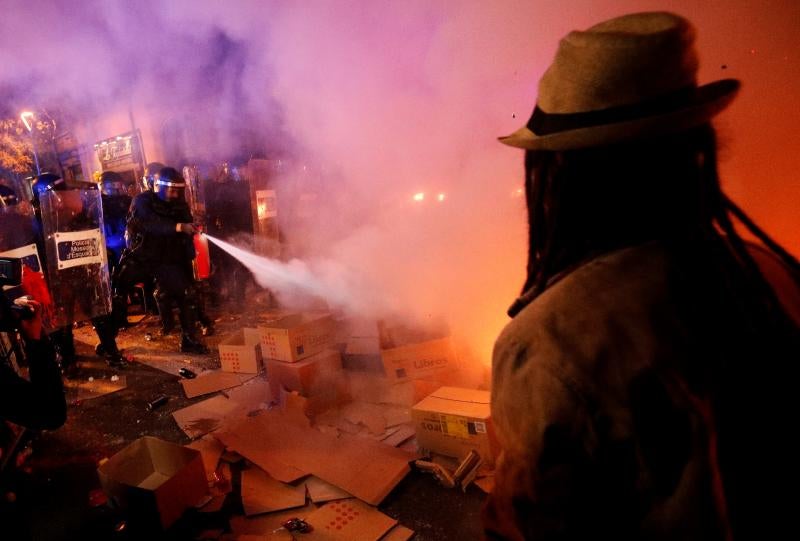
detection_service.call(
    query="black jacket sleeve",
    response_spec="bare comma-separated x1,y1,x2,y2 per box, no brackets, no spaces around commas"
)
0,338,66,431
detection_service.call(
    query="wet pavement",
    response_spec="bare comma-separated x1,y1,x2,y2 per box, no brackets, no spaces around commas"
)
11,300,486,540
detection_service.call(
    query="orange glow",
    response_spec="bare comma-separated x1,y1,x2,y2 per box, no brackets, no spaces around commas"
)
413,192,425,202
437,193,445,202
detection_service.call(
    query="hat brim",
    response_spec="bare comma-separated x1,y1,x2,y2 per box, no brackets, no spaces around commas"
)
499,79,739,150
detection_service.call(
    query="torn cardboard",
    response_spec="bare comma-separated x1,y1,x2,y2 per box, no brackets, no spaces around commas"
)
97,436,207,529
216,410,415,504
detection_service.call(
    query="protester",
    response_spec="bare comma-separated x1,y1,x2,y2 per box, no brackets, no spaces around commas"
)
484,12,800,540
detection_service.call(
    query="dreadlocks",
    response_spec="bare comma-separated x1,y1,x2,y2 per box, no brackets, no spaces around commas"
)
512,123,800,323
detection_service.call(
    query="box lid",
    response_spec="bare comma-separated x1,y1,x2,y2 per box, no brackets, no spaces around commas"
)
412,386,490,419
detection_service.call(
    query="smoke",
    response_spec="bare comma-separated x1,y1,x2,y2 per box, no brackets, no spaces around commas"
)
3,0,799,365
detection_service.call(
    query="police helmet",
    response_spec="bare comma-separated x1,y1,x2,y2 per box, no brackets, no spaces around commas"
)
0,185,19,207
99,171,127,197
154,167,186,201
31,173,67,206
142,162,166,191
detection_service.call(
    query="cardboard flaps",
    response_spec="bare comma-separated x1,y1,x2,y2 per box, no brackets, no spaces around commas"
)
219,327,263,374
259,312,335,363
98,436,208,529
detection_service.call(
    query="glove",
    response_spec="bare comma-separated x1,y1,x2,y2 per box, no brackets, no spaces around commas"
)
178,223,197,235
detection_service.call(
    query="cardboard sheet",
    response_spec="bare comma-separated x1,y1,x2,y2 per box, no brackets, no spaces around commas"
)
229,503,316,536
303,499,396,541
240,466,306,516
340,402,387,435
381,424,416,448
172,395,242,439
304,475,351,503
380,525,415,541
475,474,495,494
186,435,226,481
181,371,254,399
216,410,415,504
223,376,273,410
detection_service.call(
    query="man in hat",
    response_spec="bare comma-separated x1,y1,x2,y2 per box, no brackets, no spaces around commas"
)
126,166,209,353
484,12,799,540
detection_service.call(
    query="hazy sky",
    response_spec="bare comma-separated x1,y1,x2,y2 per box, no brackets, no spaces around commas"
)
3,1,798,363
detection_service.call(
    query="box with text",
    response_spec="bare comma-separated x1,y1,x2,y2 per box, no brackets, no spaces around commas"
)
411,387,495,464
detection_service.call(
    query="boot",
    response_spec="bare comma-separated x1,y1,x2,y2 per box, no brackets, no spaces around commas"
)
93,316,127,368
154,289,176,335
180,334,209,354
52,326,79,378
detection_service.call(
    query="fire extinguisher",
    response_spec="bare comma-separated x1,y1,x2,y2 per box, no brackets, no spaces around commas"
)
193,225,211,280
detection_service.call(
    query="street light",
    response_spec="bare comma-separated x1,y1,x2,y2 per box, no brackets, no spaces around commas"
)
20,111,41,176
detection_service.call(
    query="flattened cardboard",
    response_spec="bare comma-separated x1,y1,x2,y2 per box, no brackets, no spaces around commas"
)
381,424,416,448
267,348,342,398
411,386,495,464
380,525,415,541
186,434,226,481
217,410,415,504
173,394,242,439
340,402,387,435
97,436,207,529
229,504,316,537
259,312,335,363
241,466,306,516
219,327,263,374
181,370,252,399
223,376,273,411
304,499,396,541
304,475,351,503
381,337,457,382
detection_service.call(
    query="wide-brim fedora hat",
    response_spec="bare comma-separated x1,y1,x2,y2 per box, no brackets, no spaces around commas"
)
500,12,740,150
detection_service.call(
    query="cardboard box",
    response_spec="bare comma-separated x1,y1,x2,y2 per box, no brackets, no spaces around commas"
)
259,313,335,363
267,348,343,398
97,436,208,529
411,387,494,464
380,337,457,382
219,328,263,374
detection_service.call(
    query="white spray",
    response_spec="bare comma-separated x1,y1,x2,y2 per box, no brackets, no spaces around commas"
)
203,233,396,317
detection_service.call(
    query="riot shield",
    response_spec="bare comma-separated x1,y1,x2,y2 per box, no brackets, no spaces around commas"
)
39,189,112,327
0,202,57,330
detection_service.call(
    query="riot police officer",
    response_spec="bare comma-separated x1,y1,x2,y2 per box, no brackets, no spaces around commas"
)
126,167,209,354
31,173,127,371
